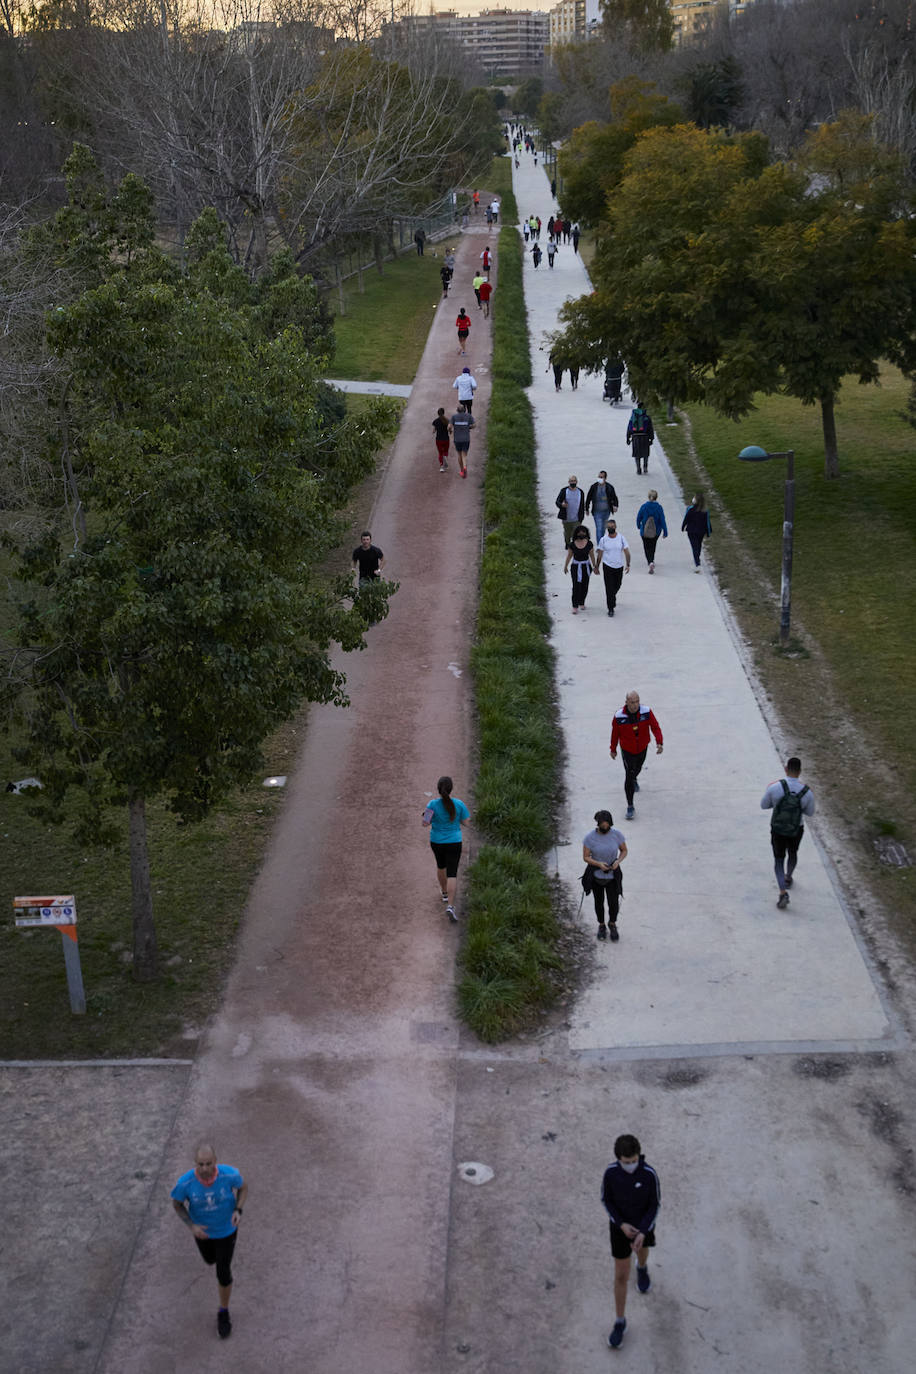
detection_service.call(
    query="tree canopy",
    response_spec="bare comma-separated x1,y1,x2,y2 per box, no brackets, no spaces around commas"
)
2,149,398,978
557,118,916,476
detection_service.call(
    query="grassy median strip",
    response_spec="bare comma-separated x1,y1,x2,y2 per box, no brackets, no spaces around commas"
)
459,193,567,1042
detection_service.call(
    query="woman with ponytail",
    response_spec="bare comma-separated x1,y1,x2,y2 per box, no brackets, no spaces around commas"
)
423,776,470,923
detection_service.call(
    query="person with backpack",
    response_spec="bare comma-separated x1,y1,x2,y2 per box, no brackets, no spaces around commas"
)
760,757,816,908
626,403,654,474
635,489,668,573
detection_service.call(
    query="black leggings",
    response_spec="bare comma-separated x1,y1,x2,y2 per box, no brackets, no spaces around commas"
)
622,748,647,805
593,880,619,922
195,1231,237,1287
641,535,658,564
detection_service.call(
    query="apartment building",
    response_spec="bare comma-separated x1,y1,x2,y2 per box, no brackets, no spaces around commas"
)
383,8,549,76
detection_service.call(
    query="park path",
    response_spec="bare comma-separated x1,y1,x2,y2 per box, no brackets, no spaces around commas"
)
94,220,496,1374
7,160,916,1374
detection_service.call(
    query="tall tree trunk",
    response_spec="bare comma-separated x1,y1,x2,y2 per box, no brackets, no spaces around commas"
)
128,791,158,981
821,393,840,478
374,233,384,275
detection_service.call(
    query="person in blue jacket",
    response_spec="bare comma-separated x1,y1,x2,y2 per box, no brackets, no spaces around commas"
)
601,1133,660,1350
424,775,470,922
635,489,668,573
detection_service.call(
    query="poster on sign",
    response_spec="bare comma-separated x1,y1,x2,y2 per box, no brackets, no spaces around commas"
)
14,896,77,928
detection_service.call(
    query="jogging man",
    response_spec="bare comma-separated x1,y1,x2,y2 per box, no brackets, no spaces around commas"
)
601,1133,660,1351
452,365,477,414
171,1142,247,1340
478,278,493,317
351,531,385,588
450,403,475,479
760,756,816,908
610,691,663,819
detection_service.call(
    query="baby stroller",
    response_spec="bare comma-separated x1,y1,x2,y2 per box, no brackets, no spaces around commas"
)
603,360,625,405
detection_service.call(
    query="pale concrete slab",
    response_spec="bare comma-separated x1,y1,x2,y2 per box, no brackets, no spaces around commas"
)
512,155,890,1054
325,378,412,397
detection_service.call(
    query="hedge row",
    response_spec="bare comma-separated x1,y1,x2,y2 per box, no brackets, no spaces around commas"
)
458,209,565,1042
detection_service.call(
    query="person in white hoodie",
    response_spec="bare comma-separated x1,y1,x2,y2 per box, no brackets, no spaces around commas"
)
452,366,478,414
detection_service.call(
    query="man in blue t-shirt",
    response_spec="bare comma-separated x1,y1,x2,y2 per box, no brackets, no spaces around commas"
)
171,1142,248,1339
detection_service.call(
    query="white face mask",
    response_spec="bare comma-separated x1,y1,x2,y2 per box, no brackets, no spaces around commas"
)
619,1161,639,1174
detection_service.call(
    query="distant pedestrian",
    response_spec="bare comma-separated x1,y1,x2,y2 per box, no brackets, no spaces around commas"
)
479,278,493,317
472,189,480,213
563,217,572,243
602,1133,660,1350
583,809,627,939
480,246,492,276
547,215,555,238
472,272,485,308
452,365,477,414
444,248,456,279
546,239,558,268
610,691,663,819
626,402,654,475
351,531,385,588
595,517,631,617
682,492,712,571
455,307,471,354
432,407,451,471
760,757,815,908
531,243,542,268
556,475,586,546
550,177,557,198
423,775,470,922
440,264,451,297
413,227,425,256
171,1142,247,1341
536,215,541,238
635,489,668,573
523,220,530,242
528,215,537,239
604,358,625,404
585,471,618,542
486,204,493,226
547,349,565,391
568,360,580,390
450,403,475,478
491,199,500,222
564,524,597,614
572,223,580,252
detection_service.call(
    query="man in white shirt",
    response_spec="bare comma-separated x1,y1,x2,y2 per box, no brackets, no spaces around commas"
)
452,366,478,413
595,518,631,617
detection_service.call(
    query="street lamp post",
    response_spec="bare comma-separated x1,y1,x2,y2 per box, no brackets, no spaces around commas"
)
738,446,796,645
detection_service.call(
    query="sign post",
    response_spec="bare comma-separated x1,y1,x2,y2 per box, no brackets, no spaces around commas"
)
13,896,86,1014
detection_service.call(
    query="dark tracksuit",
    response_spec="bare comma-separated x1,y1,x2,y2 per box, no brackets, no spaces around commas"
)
601,1156,661,1255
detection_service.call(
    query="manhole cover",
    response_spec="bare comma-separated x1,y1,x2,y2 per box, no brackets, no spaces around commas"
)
457,1161,494,1186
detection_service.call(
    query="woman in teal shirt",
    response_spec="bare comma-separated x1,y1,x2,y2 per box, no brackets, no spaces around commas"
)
426,776,470,923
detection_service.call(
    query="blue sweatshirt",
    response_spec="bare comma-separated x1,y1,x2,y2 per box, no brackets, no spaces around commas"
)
636,500,668,538
601,1156,661,1235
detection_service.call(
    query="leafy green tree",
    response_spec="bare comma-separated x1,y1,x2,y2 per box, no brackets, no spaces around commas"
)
3,163,398,980
557,119,916,476
513,76,543,119
682,57,743,130
600,0,673,53
559,79,683,226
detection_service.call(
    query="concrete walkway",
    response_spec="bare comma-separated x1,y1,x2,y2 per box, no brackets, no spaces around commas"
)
514,158,890,1057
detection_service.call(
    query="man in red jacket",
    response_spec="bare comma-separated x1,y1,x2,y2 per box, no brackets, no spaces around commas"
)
610,691,663,820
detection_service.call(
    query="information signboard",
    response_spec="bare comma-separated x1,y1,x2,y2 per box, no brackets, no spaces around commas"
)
14,896,77,928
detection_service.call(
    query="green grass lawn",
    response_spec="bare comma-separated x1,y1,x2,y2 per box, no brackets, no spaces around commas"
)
327,250,446,384
662,366,916,950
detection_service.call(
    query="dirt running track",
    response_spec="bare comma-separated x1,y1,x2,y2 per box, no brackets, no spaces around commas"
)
96,227,494,1373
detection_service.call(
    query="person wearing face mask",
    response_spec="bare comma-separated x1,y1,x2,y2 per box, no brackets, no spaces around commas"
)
594,516,631,616
171,1141,248,1339
601,1133,660,1350
585,470,619,542
582,809,627,940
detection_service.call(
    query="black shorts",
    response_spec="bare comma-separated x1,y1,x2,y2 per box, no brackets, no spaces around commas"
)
609,1222,656,1260
195,1230,237,1287
431,841,463,877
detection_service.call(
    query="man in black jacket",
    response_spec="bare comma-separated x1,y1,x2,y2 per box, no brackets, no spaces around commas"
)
556,476,586,547
601,1133,660,1350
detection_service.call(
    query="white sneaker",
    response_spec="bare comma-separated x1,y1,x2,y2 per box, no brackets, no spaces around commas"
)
648,562,655,574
